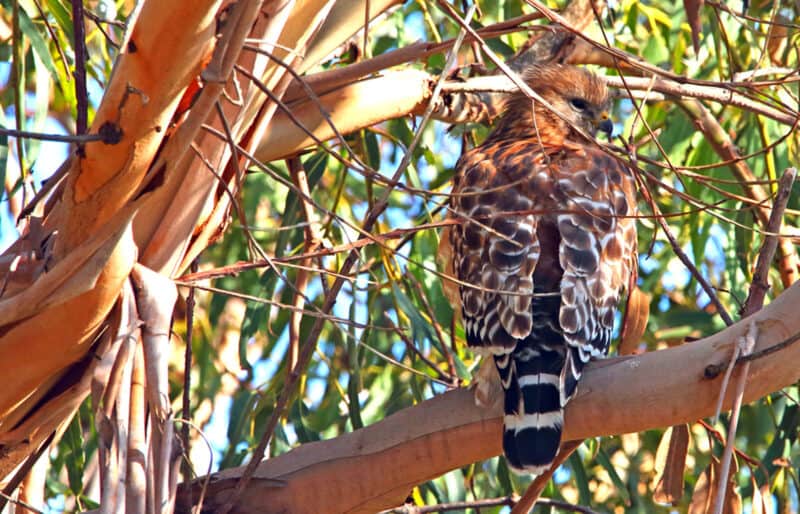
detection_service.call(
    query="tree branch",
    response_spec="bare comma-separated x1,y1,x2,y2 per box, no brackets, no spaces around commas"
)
256,69,800,165
177,281,800,514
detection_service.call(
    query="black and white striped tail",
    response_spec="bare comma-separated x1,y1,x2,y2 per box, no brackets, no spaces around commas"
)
495,342,568,474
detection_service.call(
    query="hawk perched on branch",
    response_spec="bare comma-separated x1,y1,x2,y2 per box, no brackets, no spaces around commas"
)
441,65,638,474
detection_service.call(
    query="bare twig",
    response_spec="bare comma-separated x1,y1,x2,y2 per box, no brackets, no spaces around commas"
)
382,495,600,514
386,319,452,383
173,282,396,332
71,0,89,143
706,0,800,30
406,273,457,384
212,101,254,259
713,167,797,514
84,9,125,48
11,0,27,210
193,126,342,349
708,165,796,380
173,419,214,514
276,11,546,104
737,330,800,366
286,156,323,374
712,342,742,424
526,497,600,514
181,259,198,489
511,440,583,514
31,0,70,79
638,184,735,326
0,490,44,514
607,76,798,125
697,419,765,470
380,496,514,513
0,127,115,144
444,73,799,126
741,168,798,316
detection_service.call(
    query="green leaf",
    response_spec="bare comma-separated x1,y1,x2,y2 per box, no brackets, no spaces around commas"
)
63,414,86,495
289,401,320,443
18,4,61,87
44,0,73,41
346,301,365,430
393,284,436,351
238,297,266,372
496,458,513,494
759,404,799,486
346,371,364,430
569,451,592,506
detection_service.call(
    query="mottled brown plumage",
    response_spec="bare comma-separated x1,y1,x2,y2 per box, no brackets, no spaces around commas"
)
440,65,638,474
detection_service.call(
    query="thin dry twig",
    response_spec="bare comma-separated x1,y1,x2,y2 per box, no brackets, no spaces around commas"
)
0,127,113,144
741,168,798,316
406,273,458,384
386,319,452,383
212,100,255,259
173,419,215,514
382,495,600,513
71,0,89,143
712,340,742,425
696,419,765,470
608,75,798,125
173,282,396,332
83,9,125,48
511,440,583,514
181,259,198,489
286,156,323,374
0,489,44,514
31,0,70,79
737,330,800,367
641,185,736,326
276,11,546,103
712,167,796,514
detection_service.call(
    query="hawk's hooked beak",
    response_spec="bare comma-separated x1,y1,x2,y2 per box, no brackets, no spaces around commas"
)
594,111,613,138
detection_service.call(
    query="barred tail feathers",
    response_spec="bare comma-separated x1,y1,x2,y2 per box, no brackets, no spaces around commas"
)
494,344,568,475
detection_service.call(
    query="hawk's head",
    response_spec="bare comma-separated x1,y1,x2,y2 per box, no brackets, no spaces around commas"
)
497,64,614,142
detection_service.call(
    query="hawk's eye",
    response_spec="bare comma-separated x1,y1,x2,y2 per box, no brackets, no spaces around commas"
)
569,98,588,111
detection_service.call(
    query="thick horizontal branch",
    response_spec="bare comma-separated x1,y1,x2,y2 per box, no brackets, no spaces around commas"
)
256,69,798,164
255,69,434,163
178,281,800,514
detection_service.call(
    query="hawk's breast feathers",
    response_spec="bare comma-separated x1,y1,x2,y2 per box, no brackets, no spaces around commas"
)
442,66,638,474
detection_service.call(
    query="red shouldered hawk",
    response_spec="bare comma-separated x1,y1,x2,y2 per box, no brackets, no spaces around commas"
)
440,64,638,474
